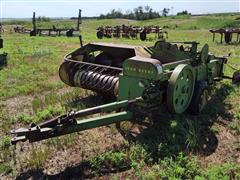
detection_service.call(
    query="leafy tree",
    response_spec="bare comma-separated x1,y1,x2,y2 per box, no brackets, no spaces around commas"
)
162,8,170,17
177,10,191,16
98,6,161,20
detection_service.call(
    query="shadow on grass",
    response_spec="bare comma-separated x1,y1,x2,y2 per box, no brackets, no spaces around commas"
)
65,93,109,110
15,84,235,180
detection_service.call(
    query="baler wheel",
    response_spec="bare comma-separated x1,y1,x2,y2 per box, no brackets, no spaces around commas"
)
188,81,209,115
232,70,240,84
167,64,195,114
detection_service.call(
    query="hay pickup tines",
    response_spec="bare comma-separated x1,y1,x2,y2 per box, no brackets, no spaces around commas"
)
96,25,168,41
10,41,240,144
209,28,240,44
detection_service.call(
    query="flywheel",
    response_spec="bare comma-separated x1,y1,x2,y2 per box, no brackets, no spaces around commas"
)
167,64,195,114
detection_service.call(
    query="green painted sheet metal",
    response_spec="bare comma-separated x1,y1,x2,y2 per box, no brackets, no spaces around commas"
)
123,57,162,80
117,75,147,101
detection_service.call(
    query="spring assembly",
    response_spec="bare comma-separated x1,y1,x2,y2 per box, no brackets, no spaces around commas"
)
59,60,122,97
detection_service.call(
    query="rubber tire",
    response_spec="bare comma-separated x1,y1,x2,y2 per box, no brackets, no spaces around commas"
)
97,30,103,39
0,38,3,48
30,30,37,36
232,70,240,84
140,31,146,41
188,81,209,115
66,29,73,37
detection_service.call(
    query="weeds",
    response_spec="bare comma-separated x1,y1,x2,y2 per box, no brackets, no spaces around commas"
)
46,134,77,149
24,147,51,170
153,153,199,179
183,119,201,150
32,47,53,58
0,136,12,150
0,137,14,176
17,105,64,124
32,98,42,113
228,121,240,134
196,163,240,180
90,151,129,173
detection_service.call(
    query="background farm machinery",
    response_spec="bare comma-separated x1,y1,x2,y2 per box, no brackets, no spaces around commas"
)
10,40,239,144
13,25,28,33
209,28,240,44
97,25,168,41
13,9,82,37
0,34,8,68
0,23,4,33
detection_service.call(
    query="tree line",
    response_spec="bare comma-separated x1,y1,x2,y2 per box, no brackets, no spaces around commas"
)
98,6,171,20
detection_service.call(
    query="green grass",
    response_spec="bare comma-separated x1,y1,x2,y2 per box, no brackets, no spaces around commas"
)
0,14,240,178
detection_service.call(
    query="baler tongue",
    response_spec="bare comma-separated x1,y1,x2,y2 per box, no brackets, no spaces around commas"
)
10,99,141,144
10,126,53,144
232,70,240,84
10,112,76,144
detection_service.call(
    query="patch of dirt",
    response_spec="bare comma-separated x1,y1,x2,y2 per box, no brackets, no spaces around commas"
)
198,119,240,168
7,124,126,180
43,126,125,174
5,95,34,116
4,86,73,116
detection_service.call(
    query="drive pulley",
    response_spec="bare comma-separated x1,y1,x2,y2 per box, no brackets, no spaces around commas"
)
167,64,195,114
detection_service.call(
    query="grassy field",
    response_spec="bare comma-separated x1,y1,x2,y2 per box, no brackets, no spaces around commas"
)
0,14,240,179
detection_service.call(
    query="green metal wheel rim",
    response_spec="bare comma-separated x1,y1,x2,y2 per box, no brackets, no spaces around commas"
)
167,64,195,114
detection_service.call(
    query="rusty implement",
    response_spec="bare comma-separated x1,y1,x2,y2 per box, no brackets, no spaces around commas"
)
10,41,239,144
30,9,81,37
0,35,8,68
13,25,27,33
0,23,3,33
209,28,240,44
14,10,82,37
96,25,168,41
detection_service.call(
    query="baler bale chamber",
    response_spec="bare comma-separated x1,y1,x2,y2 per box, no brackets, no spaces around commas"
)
10,40,239,144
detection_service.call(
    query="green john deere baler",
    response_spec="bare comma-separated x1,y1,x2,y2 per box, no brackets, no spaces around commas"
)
10,41,239,144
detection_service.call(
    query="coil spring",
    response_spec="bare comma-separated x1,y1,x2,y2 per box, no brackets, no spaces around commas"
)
73,69,119,96
59,61,121,97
